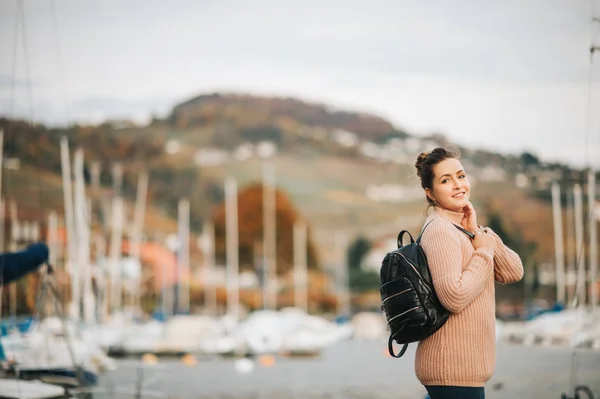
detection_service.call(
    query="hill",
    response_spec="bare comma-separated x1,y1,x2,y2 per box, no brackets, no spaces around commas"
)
0,92,593,289
166,92,407,144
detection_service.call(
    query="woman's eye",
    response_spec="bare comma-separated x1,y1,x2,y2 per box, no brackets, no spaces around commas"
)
459,175,466,179
441,179,448,184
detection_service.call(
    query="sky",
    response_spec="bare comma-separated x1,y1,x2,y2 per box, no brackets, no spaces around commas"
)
1,0,600,168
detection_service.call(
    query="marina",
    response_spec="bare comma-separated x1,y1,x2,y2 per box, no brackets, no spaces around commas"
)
1,2,600,398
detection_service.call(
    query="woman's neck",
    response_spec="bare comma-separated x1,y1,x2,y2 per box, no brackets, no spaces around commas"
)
433,206,464,224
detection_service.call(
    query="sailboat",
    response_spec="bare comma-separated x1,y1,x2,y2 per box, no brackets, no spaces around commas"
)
0,265,100,395
0,378,67,399
0,243,84,398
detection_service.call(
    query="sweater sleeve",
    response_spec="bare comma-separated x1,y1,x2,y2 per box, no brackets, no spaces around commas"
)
486,228,525,284
421,220,494,314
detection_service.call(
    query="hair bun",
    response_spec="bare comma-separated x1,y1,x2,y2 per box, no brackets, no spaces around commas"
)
416,151,430,164
415,151,430,176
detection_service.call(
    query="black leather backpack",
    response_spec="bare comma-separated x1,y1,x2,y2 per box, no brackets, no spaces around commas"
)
380,221,473,358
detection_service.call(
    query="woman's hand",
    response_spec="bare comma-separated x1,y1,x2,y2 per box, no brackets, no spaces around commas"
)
461,201,479,233
473,228,496,252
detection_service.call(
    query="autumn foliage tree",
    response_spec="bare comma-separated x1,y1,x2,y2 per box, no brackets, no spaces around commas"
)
211,183,320,275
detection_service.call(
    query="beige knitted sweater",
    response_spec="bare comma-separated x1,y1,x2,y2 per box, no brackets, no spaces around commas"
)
414,207,524,387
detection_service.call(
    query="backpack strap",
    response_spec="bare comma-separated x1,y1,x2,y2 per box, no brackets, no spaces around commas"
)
388,336,409,358
415,219,434,244
453,223,475,239
397,230,415,248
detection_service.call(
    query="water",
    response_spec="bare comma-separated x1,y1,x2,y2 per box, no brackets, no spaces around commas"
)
93,341,600,399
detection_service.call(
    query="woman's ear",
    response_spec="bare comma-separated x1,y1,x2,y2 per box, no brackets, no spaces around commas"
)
425,188,435,203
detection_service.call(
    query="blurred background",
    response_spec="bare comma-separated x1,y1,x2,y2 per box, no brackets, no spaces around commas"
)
0,1,599,398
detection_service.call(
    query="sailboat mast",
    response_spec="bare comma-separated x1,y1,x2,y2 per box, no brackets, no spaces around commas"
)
131,172,148,310
588,169,597,312
262,161,277,310
551,182,566,305
293,220,308,312
74,148,94,324
0,131,4,256
60,137,78,320
109,196,124,315
574,184,586,308
177,198,190,314
202,220,217,315
225,177,239,322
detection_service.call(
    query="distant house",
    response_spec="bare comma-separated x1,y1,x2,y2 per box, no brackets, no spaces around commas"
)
233,143,254,161
359,141,379,158
515,173,529,188
165,139,181,155
194,148,229,166
331,129,358,148
255,140,278,158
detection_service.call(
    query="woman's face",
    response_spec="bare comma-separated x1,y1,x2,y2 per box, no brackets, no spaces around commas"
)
426,158,471,213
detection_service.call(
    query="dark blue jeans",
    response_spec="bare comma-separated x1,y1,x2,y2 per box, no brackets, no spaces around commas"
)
425,385,485,399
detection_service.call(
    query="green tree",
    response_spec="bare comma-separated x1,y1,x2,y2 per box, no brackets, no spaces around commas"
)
346,235,380,292
349,269,381,293
347,235,371,271
520,151,540,169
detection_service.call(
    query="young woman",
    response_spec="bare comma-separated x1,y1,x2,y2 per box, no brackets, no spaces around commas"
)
414,148,524,399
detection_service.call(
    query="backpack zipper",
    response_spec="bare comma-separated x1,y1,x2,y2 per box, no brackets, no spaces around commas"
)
387,306,420,323
382,288,411,304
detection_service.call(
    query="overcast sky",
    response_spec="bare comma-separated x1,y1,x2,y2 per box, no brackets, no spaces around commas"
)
2,0,600,167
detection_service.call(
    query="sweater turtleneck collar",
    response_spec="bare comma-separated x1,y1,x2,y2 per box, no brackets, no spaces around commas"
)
433,206,464,225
